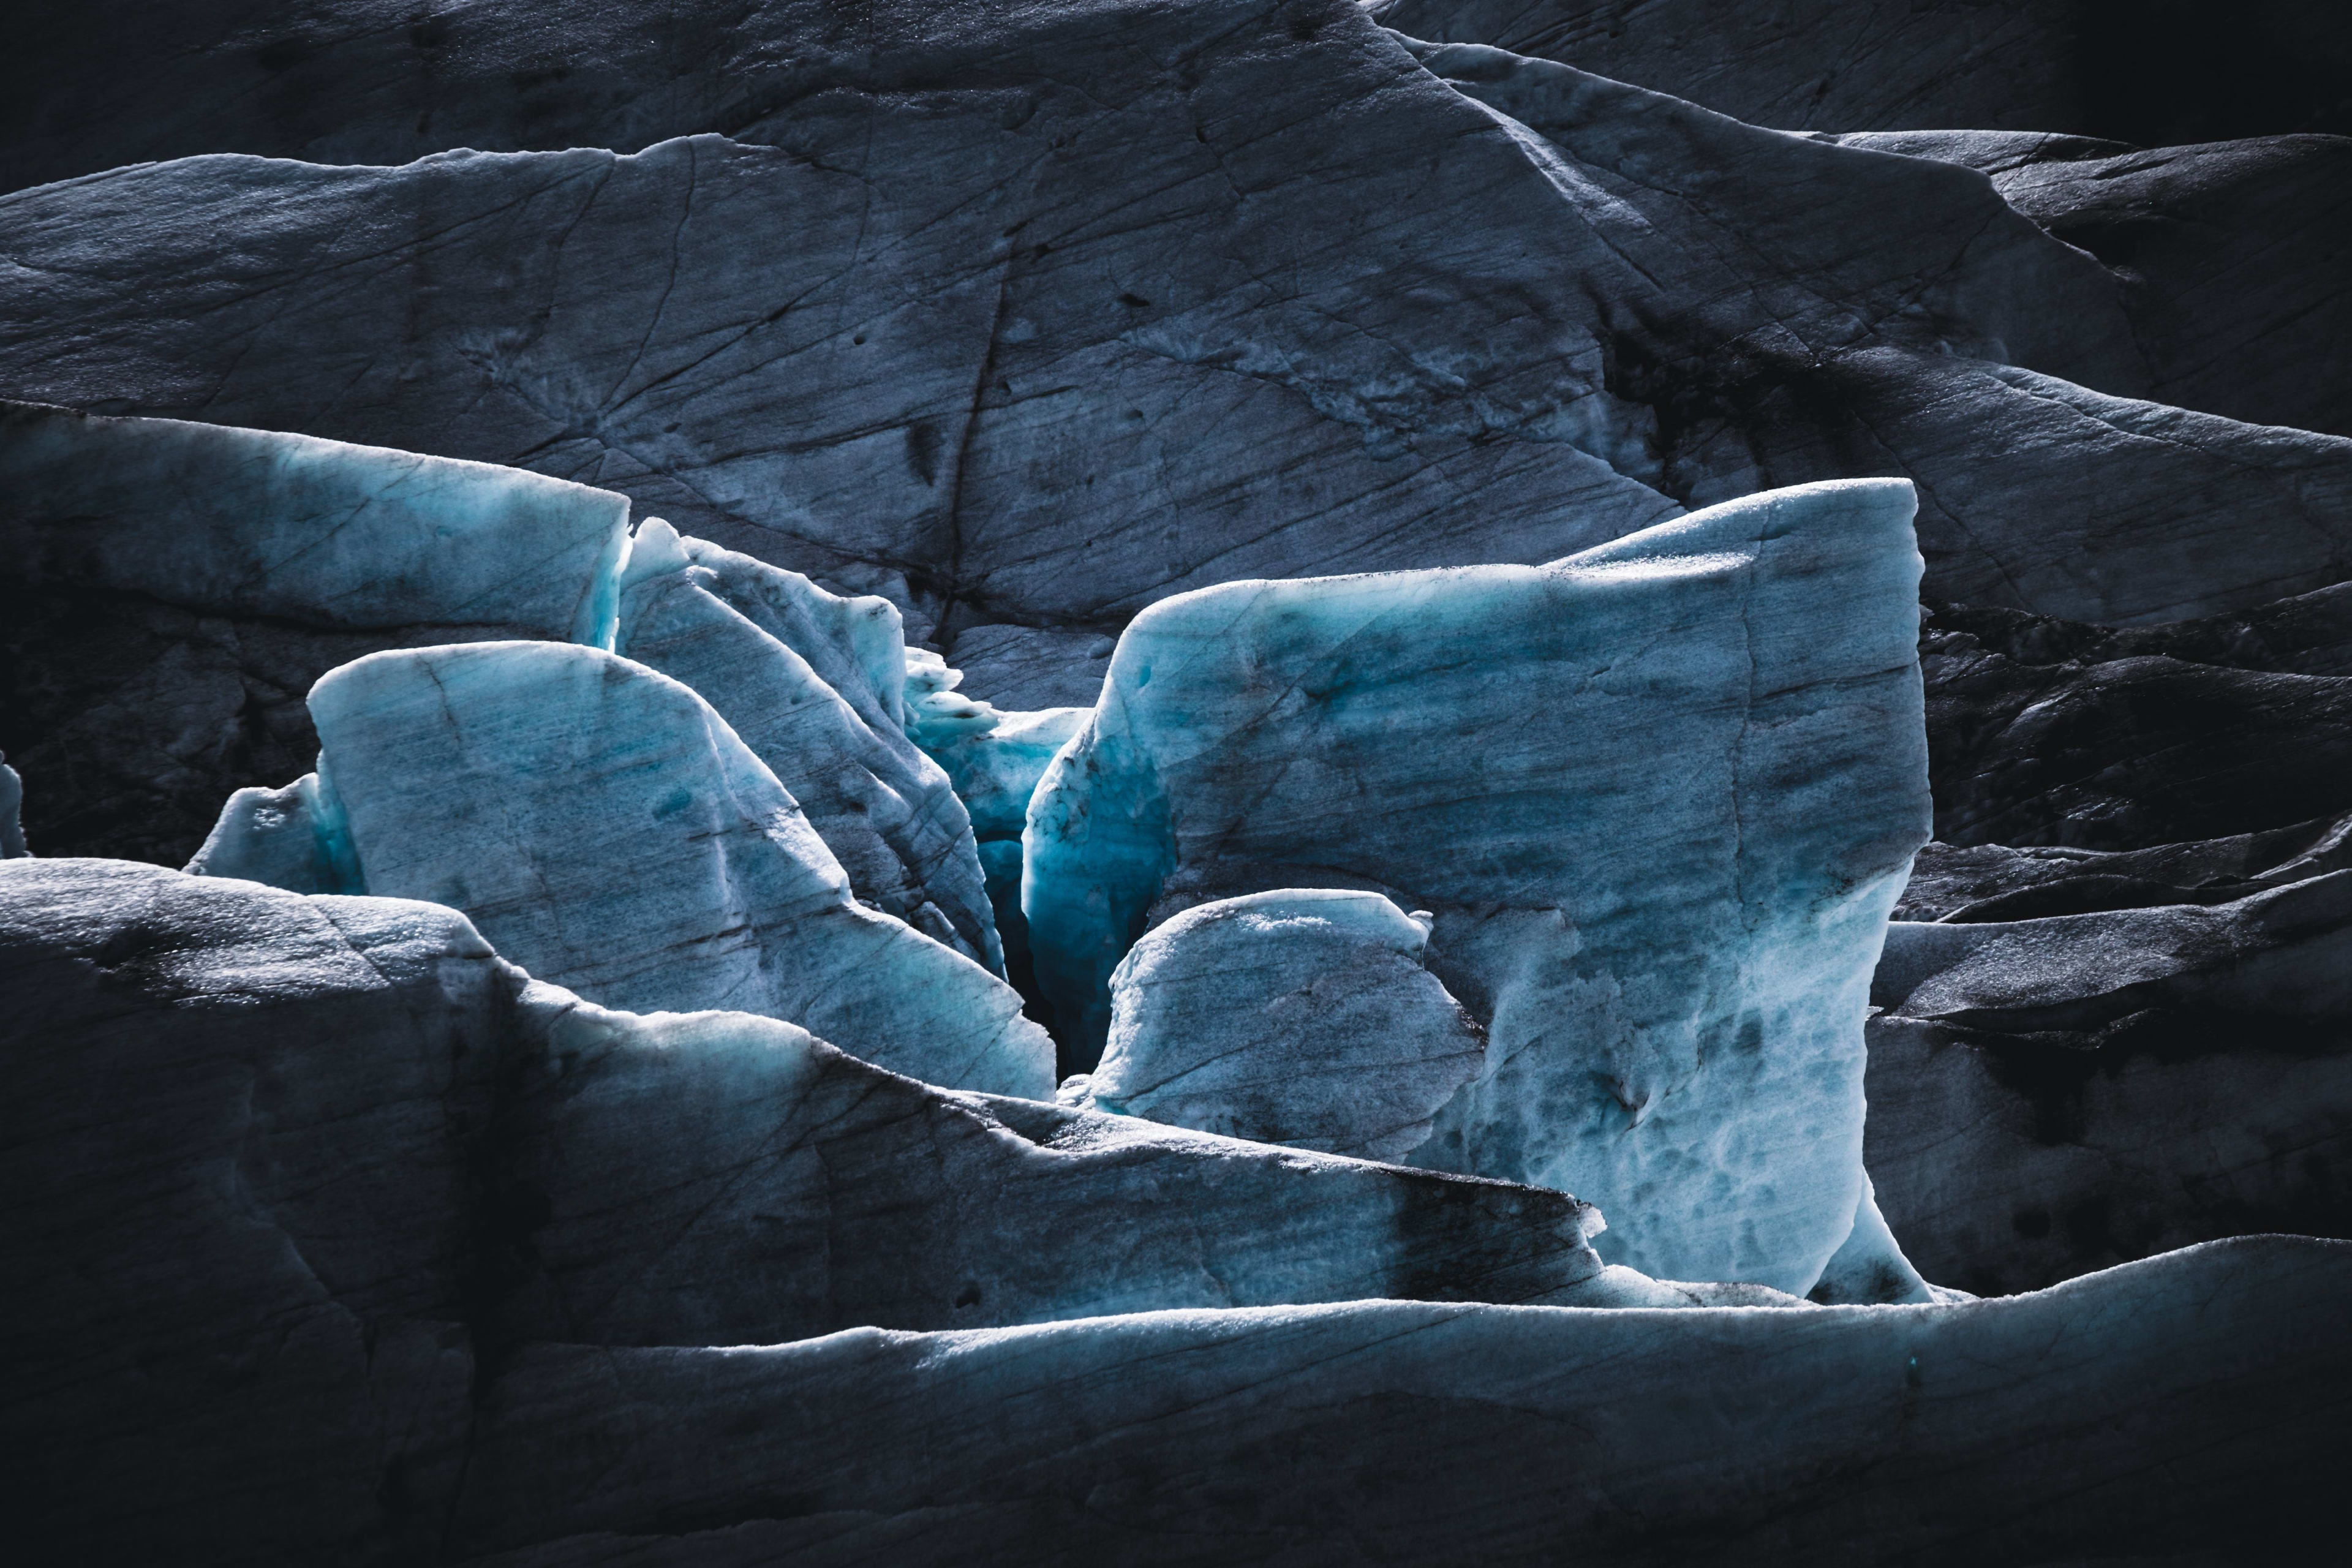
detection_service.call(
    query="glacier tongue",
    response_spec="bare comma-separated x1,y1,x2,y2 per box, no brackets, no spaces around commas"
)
1074,889,1485,1163
1025,478,1932,1292
303,640,1052,1098
614,519,1001,970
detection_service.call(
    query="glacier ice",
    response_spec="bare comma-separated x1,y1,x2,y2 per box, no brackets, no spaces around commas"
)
0,752,23,858
1026,479,1933,1293
2,858,1730,1355
1071,889,1485,1163
0,398,629,644
0,398,639,866
185,774,359,894
927,705,1091,843
1807,1176,1937,1305
6,855,2342,1562
297,641,1051,1098
614,519,1001,968
921,703,1091,995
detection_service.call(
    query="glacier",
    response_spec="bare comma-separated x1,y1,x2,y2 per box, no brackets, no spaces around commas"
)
17,854,2346,1564
0,397,628,644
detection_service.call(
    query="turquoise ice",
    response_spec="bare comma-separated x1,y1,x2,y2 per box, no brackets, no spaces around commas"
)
292,641,1050,1097
1024,479,1934,1294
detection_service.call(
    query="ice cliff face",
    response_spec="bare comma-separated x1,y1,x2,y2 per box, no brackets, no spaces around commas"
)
5,865,2345,1561
612,522,1001,968
1027,478,1929,1291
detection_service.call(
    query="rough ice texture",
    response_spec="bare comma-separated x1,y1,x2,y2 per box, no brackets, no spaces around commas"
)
1895,813,2352,924
184,774,358,894
0,399,633,862
1865,872,2352,1294
0,857,1813,1559
1075,889,1486,1163
437,1238,2347,1564
912,703,1087,999
9,858,2348,1563
1809,1178,1938,1306
4,4,2350,676
1828,131,2352,439
5,0,2348,198
0,398,628,640
1921,598,2352,851
929,707,1090,843
614,520,1000,969
1027,479,1932,1293
943,625,1119,712
300,641,1052,1098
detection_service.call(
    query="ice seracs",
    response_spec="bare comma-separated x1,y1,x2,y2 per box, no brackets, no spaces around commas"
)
1027,479,1934,1294
235,640,1052,1098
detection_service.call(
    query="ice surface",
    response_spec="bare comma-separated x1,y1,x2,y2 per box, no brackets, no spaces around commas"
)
1073,889,1485,1162
1027,479,1932,1292
454,1234,2347,1564
0,398,628,643
303,641,1052,1098
615,519,1000,968
513,987,1670,1338
945,624,1120,711
1866,873,2352,1294
184,774,359,894
922,704,1091,995
9,861,2351,1562
2,858,1714,1354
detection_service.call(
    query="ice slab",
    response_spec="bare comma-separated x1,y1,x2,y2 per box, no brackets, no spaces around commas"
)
303,641,1052,1098
0,398,636,865
6,859,2348,1563
0,857,1714,1377
1072,889,1485,1163
456,1234,2346,1564
616,520,1000,968
1027,479,1933,1292
1868,873,2352,1294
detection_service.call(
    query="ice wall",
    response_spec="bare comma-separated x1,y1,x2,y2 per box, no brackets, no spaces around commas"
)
1025,478,1932,1292
303,641,1052,1098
